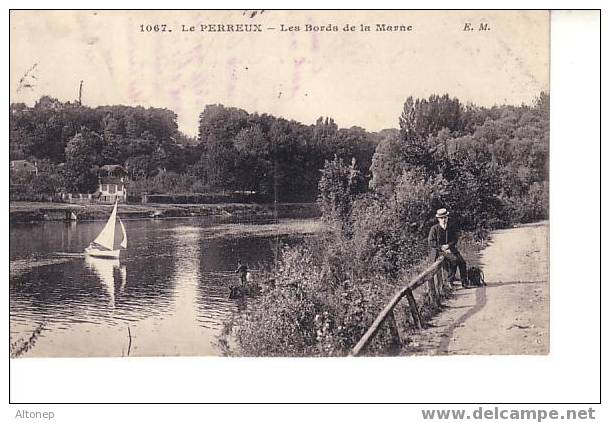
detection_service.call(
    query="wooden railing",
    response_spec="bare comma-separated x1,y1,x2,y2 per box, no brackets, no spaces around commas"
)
349,256,449,356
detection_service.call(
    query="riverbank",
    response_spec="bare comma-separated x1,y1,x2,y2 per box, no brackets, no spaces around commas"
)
389,229,488,345
406,221,549,355
9,201,321,223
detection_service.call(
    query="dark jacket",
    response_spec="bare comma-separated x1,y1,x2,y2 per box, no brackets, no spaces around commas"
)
428,223,460,256
235,264,248,275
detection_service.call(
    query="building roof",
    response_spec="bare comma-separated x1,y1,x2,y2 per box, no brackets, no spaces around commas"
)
10,160,37,172
99,164,127,176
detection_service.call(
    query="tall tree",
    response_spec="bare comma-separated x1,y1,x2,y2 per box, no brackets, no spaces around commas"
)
399,94,463,142
63,128,103,192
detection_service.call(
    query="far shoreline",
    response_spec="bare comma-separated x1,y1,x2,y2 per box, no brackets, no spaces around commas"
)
9,201,321,223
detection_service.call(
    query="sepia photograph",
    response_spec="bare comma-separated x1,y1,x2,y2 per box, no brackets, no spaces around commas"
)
9,10,551,361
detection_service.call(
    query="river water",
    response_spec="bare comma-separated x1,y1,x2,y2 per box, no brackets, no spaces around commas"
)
9,216,320,358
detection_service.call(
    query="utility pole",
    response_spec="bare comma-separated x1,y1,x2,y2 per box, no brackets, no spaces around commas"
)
78,80,84,105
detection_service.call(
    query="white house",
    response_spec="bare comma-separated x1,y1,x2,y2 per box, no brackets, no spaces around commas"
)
97,164,128,203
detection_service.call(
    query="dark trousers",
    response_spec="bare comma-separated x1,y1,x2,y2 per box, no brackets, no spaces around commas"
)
442,250,467,285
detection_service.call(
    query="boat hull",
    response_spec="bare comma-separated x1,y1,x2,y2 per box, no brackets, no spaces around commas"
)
85,247,121,259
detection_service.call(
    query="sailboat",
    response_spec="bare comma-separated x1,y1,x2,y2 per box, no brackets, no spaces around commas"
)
84,201,127,259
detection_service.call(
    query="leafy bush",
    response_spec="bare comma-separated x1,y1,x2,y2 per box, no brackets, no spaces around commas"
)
349,171,446,280
317,156,361,233
233,241,399,357
231,162,451,357
502,181,549,224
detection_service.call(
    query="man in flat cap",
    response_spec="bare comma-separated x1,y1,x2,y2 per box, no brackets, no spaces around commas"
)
428,208,468,288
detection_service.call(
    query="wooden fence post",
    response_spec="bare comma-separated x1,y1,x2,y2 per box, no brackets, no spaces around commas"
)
434,270,444,298
387,310,401,354
405,288,422,329
439,266,451,291
427,277,441,308
349,257,444,356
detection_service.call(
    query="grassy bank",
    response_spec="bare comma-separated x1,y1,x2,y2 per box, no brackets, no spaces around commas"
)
9,201,321,223
224,227,489,357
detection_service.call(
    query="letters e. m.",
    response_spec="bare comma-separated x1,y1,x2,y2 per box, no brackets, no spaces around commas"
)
463,22,491,31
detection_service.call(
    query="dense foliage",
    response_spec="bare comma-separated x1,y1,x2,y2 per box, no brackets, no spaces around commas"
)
10,99,377,200
372,92,549,228
10,97,191,194
193,107,377,201
232,92,549,357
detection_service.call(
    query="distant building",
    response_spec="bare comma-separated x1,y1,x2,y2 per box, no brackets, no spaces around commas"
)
10,160,38,175
97,164,128,203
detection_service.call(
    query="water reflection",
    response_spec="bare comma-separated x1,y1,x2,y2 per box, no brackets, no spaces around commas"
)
164,226,202,340
84,255,126,308
10,258,120,325
10,216,316,357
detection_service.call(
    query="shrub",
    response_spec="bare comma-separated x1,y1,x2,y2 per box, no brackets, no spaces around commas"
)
349,171,447,280
233,242,399,357
231,166,449,357
317,156,360,234
502,181,549,224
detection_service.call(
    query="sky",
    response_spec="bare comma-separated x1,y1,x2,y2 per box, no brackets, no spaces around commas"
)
10,10,549,136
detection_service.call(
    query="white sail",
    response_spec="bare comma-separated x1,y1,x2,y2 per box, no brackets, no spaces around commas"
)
92,202,118,250
119,217,128,249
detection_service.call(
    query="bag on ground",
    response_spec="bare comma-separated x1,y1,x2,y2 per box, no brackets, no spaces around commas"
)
467,266,486,287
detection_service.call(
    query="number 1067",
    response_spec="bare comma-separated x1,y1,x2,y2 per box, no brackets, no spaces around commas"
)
139,24,169,32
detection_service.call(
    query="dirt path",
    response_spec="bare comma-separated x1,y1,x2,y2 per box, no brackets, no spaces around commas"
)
409,222,549,355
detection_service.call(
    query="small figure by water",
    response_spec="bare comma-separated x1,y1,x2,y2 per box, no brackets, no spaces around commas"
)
235,260,249,286
428,208,469,288
229,260,261,300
